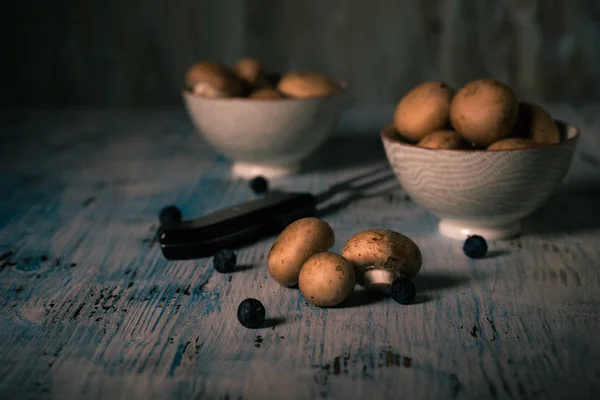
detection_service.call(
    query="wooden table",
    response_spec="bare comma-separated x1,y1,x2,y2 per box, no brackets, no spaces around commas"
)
1,105,599,400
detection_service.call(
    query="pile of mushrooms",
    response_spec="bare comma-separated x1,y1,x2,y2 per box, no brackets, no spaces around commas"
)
267,217,422,308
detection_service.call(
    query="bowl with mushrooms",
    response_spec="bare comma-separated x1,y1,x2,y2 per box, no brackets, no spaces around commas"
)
183,58,347,178
381,79,581,240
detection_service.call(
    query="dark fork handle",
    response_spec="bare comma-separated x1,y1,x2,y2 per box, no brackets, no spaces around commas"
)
158,192,317,260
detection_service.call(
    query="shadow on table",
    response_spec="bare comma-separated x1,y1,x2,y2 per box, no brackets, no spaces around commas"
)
302,131,386,173
232,264,254,273
412,294,433,304
263,317,286,328
413,271,469,293
335,289,387,309
523,184,600,235
485,249,511,259
335,271,469,307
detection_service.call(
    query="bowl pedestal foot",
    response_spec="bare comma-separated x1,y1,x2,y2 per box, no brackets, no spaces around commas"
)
438,219,522,240
231,161,301,179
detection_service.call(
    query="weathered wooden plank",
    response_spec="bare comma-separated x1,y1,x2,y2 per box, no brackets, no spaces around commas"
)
0,107,600,399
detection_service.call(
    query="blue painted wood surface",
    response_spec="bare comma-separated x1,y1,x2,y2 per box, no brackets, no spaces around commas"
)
0,106,599,400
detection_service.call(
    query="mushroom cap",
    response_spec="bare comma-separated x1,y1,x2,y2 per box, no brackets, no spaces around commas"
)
298,251,355,307
393,81,455,142
277,71,340,98
449,79,518,147
267,217,335,287
487,137,539,151
192,81,228,98
249,88,285,100
185,61,247,97
234,57,264,86
417,129,465,149
341,229,422,284
512,102,561,145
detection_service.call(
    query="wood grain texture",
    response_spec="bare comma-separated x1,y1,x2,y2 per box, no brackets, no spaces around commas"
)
3,1,600,108
0,105,600,399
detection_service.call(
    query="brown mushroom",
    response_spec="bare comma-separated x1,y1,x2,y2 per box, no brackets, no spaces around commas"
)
298,252,355,307
267,217,335,287
234,57,264,87
185,61,247,97
341,229,422,293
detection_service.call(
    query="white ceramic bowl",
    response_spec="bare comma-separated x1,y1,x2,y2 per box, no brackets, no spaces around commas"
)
183,81,347,178
381,121,580,240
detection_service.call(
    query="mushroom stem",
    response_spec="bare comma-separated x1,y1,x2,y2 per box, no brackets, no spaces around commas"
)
362,268,399,294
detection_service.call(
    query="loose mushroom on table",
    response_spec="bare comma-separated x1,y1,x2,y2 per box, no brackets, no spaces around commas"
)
341,229,422,294
267,217,335,287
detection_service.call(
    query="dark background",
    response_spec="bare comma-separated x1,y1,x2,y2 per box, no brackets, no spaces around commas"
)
2,0,600,109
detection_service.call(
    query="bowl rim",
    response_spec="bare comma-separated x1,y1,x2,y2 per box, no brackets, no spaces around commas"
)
182,77,349,103
380,120,581,153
